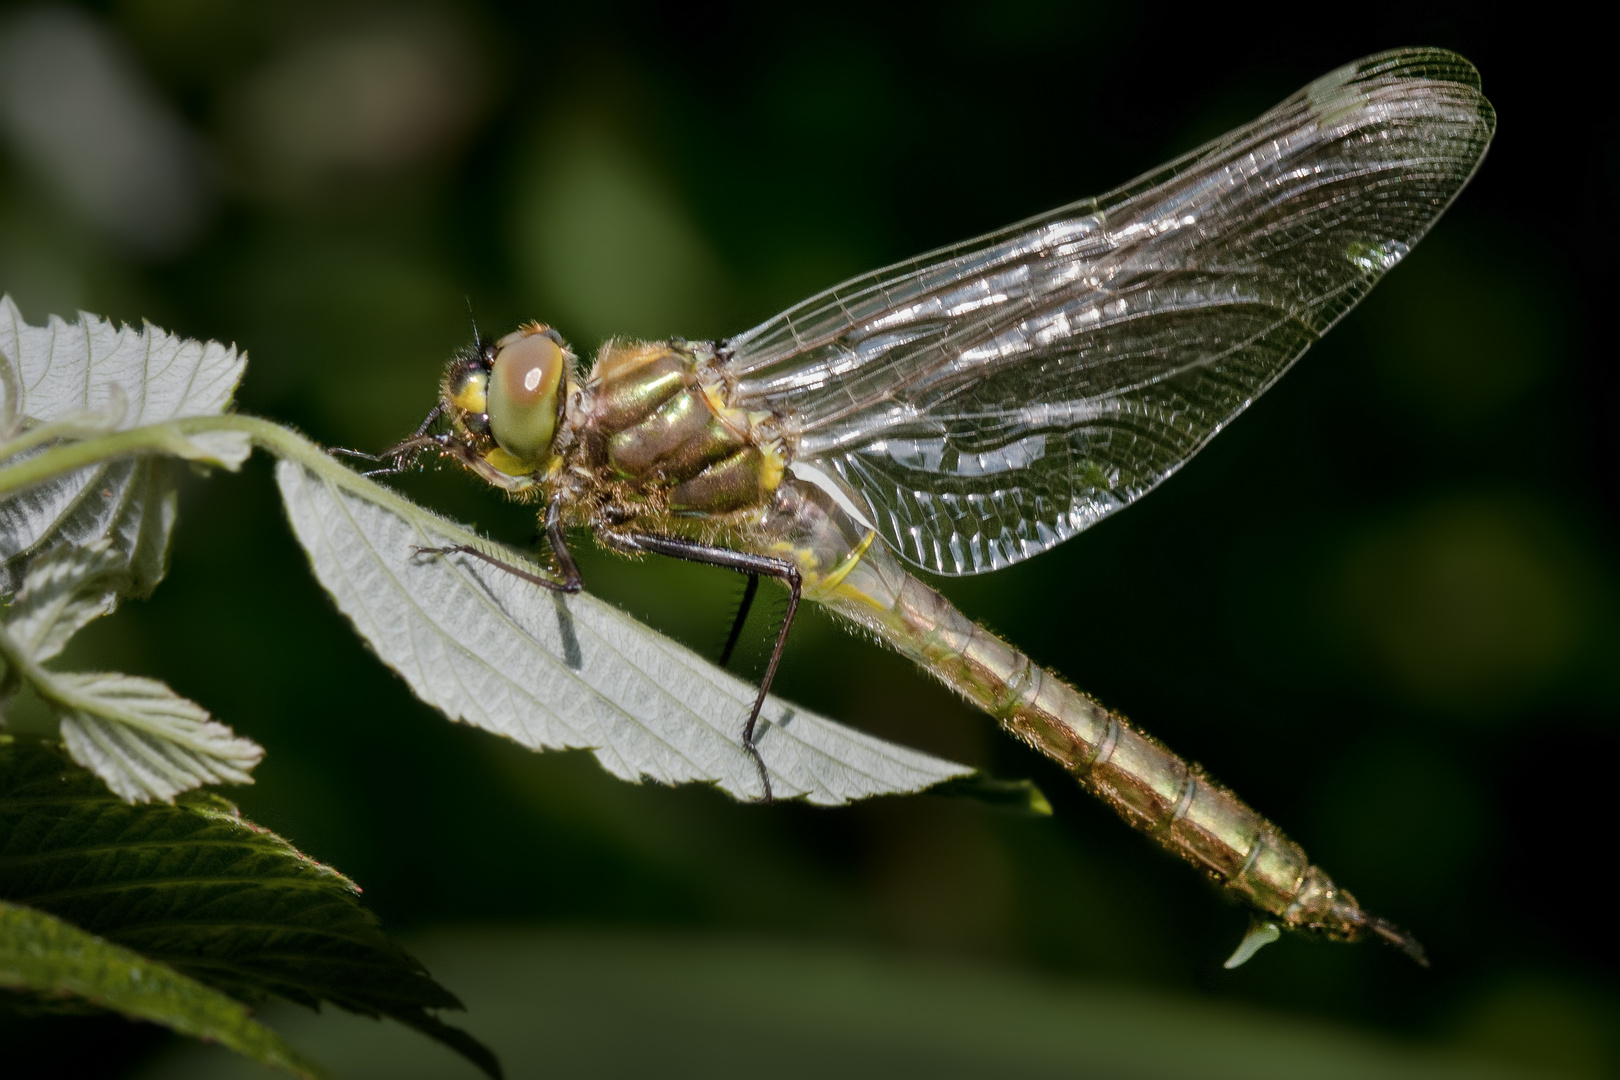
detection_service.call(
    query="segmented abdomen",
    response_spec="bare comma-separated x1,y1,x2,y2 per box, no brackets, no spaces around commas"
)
758,477,1395,946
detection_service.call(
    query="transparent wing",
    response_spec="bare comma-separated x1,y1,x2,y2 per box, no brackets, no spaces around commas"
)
723,49,1495,575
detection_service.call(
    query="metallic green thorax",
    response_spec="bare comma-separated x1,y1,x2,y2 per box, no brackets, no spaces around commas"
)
572,340,786,519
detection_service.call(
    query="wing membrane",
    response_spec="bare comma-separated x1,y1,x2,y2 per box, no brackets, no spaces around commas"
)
724,49,1494,574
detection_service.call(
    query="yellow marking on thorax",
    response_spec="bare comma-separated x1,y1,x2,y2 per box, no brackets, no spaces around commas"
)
699,380,750,437
757,439,787,494
696,377,786,497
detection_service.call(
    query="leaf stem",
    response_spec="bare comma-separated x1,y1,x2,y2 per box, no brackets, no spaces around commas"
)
0,415,254,495
0,414,321,492
0,412,556,598
0,623,52,698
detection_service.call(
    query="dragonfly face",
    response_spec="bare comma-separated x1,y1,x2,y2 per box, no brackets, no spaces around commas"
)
433,322,573,491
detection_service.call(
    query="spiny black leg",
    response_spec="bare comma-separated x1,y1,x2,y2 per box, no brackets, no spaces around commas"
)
328,445,411,478
618,533,800,802
414,496,582,593
410,544,582,592
718,574,759,669
329,404,449,477
408,401,448,440
748,567,801,777
329,446,387,462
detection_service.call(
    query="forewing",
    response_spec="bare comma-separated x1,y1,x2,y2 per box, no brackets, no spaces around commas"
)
723,49,1494,574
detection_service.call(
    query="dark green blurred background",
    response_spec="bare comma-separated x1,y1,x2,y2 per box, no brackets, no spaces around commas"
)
1,2,1615,1077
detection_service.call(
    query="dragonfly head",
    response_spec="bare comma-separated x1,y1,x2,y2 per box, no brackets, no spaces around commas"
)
439,321,573,484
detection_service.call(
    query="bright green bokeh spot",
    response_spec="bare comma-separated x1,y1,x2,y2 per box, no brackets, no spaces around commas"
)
1363,225,1571,426
1329,494,1598,714
508,119,727,345
1450,978,1616,1080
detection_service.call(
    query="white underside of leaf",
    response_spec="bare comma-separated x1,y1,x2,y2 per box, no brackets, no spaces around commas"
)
0,296,245,597
53,672,263,803
0,453,178,597
277,460,971,805
0,296,243,427
3,541,128,662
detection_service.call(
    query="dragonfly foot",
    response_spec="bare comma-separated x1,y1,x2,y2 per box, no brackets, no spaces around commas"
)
329,444,420,478
744,738,773,804
409,544,461,559
407,543,583,594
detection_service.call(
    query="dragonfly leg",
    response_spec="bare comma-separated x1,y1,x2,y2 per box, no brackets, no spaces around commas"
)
618,533,800,802
328,444,415,478
718,574,759,668
412,496,582,594
329,404,449,477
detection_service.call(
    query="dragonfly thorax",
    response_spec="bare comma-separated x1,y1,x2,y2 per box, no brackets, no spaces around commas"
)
574,338,788,520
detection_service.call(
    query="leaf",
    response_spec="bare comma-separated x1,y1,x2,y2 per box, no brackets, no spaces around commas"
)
3,541,129,663
0,339,19,440
171,929,1551,1080
0,543,265,802
0,296,244,437
0,295,246,598
929,775,1053,816
0,900,319,1078
0,454,177,600
51,673,264,803
275,457,974,805
0,738,501,1079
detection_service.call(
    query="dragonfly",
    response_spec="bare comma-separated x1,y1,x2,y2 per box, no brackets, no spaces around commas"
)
354,48,1493,964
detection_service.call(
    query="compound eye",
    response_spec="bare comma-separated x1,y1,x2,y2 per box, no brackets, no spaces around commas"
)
486,327,565,463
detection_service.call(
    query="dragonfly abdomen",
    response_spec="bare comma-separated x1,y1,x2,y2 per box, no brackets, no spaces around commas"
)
790,506,1414,953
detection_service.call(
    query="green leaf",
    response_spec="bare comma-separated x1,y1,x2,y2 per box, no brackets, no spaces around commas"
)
928,774,1053,816
276,456,973,805
0,295,247,599
0,543,265,802
0,738,501,1079
1,899,319,1078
